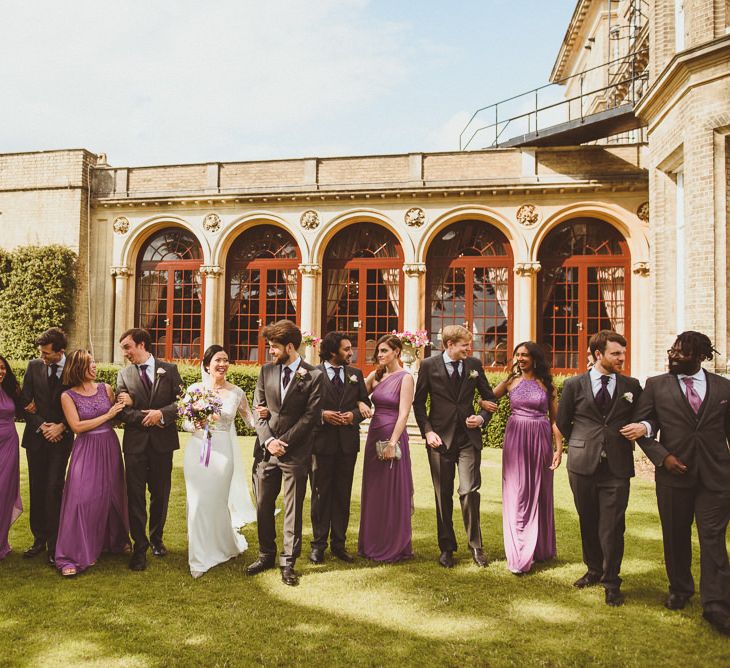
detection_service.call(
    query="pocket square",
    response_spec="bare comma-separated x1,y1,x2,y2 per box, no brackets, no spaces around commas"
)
720,399,728,405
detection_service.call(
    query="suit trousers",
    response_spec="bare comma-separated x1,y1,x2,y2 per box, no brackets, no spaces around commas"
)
26,440,72,554
568,461,630,589
310,450,358,551
124,448,173,552
656,481,730,612
427,431,482,552
254,455,309,567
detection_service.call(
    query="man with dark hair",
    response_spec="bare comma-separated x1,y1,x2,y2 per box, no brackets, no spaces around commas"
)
247,319,322,586
20,327,73,565
633,331,730,635
557,329,646,606
116,327,182,571
309,332,371,564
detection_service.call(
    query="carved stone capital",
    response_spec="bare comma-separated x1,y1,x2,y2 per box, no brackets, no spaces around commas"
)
514,262,542,276
632,261,650,276
636,202,649,223
112,216,130,235
403,263,427,277
199,265,223,277
300,210,320,230
110,265,132,278
516,204,539,227
404,207,426,228
203,213,221,233
298,263,322,276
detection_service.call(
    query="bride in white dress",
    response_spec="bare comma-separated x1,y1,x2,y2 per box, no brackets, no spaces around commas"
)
183,345,257,578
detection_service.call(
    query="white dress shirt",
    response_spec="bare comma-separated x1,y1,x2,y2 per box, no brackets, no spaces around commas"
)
442,350,463,377
324,360,344,384
589,366,616,397
677,369,707,402
48,353,66,379
138,354,155,387
280,356,302,401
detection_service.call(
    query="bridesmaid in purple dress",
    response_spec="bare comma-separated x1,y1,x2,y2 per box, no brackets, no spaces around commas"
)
0,355,23,559
56,350,130,576
358,334,414,562
488,341,562,574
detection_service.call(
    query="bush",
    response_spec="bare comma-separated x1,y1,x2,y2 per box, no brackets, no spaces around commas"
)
0,245,77,359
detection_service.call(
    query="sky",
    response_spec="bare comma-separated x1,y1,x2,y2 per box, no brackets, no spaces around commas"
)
0,1,575,166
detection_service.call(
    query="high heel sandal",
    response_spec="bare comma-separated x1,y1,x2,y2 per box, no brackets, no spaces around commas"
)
61,566,77,577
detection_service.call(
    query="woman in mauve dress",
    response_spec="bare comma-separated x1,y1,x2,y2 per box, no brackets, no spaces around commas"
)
0,355,23,559
358,334,415,563
55,350,130,576
487,341,562,574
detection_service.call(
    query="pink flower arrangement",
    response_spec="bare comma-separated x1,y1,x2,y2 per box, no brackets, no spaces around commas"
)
392,329,430,348
301,331,322,347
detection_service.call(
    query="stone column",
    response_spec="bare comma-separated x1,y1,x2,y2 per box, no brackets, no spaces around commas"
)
199,265,223,351
402,263,427,334
298,263,321,364
513,262,541,343
632,261,651,380
110,266,132,364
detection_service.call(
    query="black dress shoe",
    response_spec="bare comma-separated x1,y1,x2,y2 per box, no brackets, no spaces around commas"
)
280,566,300,586
438,551,454,568
664,593,690,610
23,541,45,558
246,557,276,576
605,588,624,607
703,609,730,636
309,548,325,564
151,542,168,557
331,547,355,563
573,571,601,588
47,555,56,567
471,548,488,568
129,551,147,571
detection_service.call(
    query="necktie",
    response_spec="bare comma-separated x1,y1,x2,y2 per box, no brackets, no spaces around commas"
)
331,366,343,390
48,363,59,389
283,366,292,389
450,360,461,385
595,375,611,414
138,364,152,391
683,377,702,414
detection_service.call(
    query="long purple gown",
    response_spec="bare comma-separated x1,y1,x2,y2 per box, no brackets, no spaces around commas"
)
502,379,556,573
358,370,414,562
55,384,129,573
0,387,22,559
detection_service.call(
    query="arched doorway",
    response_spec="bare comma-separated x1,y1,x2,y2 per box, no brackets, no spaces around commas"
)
226,225,301,364
322,222,403,370
426,220,513,366
135,227,204,361
538,217,631,374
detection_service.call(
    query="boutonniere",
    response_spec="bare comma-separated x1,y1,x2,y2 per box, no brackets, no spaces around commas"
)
622,391,633,403
295,367,309,384
468,370,478,379
347,373,358,385
156,368,166,377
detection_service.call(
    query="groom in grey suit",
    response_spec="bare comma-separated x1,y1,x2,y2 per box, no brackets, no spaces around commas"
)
247,319,322,586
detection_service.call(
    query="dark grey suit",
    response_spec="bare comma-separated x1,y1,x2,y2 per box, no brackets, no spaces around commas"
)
633,371,730,613
413,355,495,553
253,360,322,567
309,364,370,552
556,371,643,590
21,358,73,555
116,359,182,553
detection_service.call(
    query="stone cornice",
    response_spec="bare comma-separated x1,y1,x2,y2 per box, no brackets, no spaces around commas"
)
635,35,730,127
550,0,592,82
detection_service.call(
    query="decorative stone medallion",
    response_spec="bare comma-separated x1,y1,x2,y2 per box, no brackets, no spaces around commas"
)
203,213,221,233
516,204,539,227
404,207,426,228
637,202,649,223
300,210,320,230
112,216,130,235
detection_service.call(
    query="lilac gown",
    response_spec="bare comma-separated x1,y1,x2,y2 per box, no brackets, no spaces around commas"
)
0,387,22,559
502,379,556,573
55,384,130,573
358,370,414,562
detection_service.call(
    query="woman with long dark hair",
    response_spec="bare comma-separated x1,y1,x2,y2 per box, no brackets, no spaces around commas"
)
487,341,562,574
0,355,23,559
358,334,415,562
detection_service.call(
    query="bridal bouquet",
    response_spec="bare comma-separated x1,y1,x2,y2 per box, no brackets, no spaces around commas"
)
177,387,223,467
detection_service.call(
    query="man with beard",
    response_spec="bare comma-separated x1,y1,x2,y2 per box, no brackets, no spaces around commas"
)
633,331,730,635
247,319,322,586
309,332,371,564
557,330,647,606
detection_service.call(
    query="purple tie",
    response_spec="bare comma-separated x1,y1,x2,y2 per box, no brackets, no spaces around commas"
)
331,366,343,390
283,366,292,389
138,364,152,391
683,377,702,414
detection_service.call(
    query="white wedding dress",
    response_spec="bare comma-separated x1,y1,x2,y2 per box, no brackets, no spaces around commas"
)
183,382,257,578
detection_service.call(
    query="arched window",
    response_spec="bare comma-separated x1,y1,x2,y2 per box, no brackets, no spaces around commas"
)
538,218,631,374
427,220,513,366
135,227,204,360
322,223,403,370
226,225,301,363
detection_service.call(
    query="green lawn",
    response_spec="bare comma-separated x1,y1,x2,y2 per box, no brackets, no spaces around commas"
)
2,429,728,667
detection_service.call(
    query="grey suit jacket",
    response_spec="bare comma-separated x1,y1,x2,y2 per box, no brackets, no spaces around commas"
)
254,360,322,463
20,358,73,450
633,371,730,491
311,364,370,456
556,372,643,479
413,355,495,450
116,360,182,455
